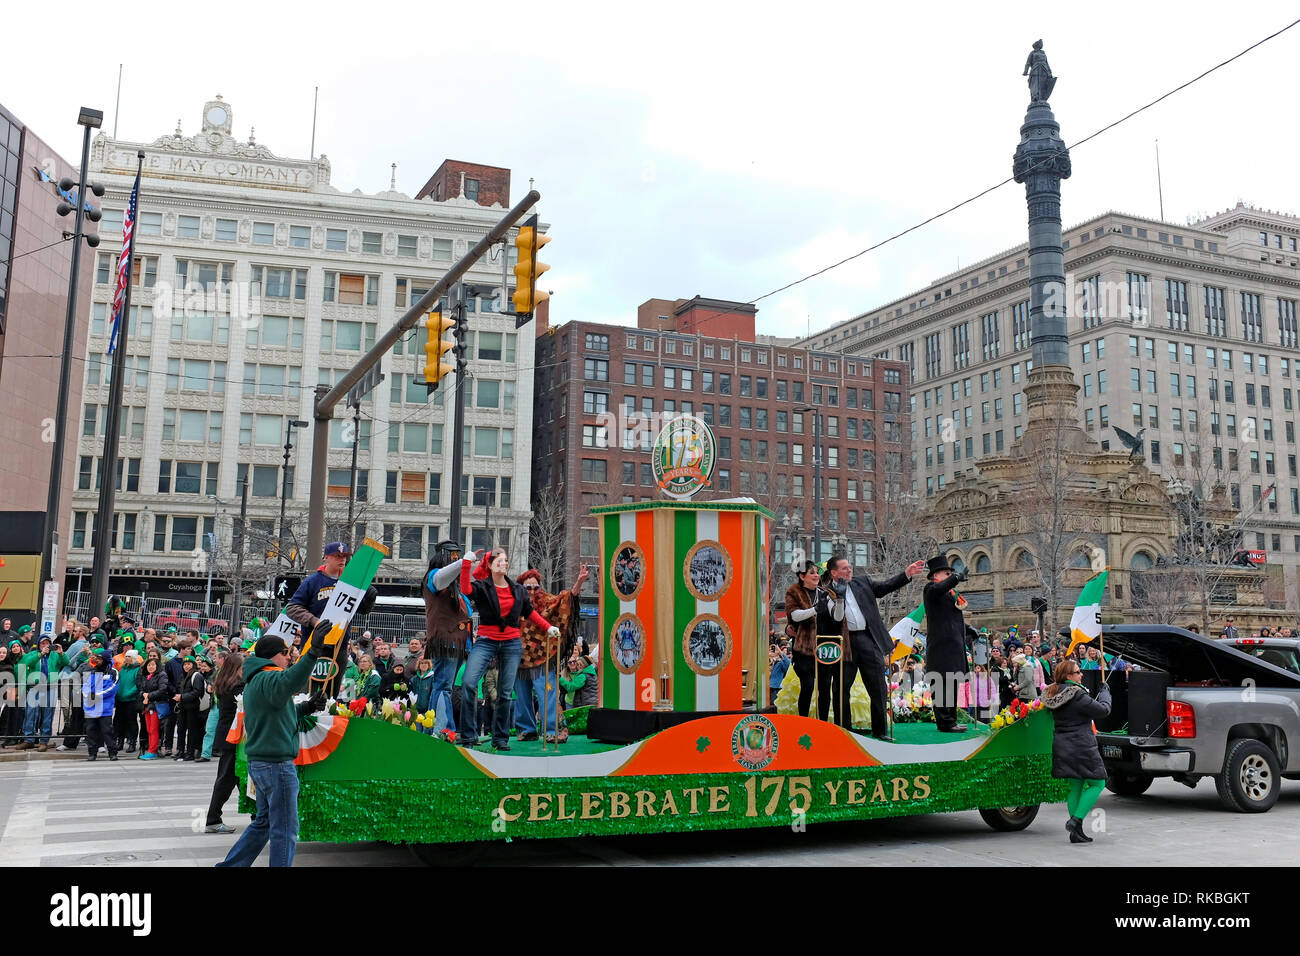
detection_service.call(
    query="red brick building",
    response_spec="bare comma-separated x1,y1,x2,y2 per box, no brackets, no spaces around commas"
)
415,160,511,206
532,298,912,603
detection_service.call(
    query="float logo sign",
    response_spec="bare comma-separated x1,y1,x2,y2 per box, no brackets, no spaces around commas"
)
653,415,716,500
731,714,779,771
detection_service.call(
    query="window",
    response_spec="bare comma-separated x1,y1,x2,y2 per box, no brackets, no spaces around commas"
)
288,224,311,248
1165,279,1189,330
138,211,162,236
397,234,417,257
584,359,608,381
464,178,479,202
1126,272,1149,323
1241,293,1263,342
1012,300,1031,351
361,231,382,254
252,221,274,244
981,310,1001,360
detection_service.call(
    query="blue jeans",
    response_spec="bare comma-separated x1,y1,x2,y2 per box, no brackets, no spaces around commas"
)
514,660,561,737
458,638,521,747
215,760,300,868
23,705,54,744
202,707,220,758
432,655,457,735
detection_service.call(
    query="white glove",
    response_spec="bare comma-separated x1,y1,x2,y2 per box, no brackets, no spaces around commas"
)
547,626,561,640
463,551,478,565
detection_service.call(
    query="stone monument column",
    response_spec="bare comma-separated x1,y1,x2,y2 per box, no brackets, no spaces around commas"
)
1013,40,1078,427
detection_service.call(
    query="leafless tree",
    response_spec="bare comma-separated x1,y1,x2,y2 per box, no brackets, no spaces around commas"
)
1014,413,1081,635
528,483,570,593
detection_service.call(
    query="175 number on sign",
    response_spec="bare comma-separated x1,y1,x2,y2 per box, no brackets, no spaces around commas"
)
742,775,813,817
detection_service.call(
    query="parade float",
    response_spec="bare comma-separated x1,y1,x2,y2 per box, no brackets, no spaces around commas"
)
234,416,1067,855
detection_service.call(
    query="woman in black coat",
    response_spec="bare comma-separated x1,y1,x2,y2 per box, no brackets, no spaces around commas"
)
1043,657,1111,843
204,652,244,834
174,657,207,761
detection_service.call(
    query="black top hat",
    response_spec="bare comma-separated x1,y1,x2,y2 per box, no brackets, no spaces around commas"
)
926,555,952,580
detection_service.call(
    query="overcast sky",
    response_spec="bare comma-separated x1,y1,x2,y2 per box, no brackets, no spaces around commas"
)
5,2,1298,340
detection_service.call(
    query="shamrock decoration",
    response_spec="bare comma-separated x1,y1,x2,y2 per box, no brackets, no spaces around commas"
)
695,736,711,753
798,734,812,751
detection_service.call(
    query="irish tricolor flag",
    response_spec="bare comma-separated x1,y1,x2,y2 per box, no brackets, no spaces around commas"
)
1067,569,1109,658
889,604,926,664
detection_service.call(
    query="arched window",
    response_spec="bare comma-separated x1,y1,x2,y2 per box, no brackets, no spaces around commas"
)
1070,549,1093,568
949,555,967,576
1015,549,1036,570
1131,551,1155,571
974,553,991,574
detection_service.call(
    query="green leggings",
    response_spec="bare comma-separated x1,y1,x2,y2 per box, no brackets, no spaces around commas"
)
1066,778,1106,819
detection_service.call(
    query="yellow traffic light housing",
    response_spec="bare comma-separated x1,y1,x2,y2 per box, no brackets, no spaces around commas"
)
512,213,550,316
421,310,457,392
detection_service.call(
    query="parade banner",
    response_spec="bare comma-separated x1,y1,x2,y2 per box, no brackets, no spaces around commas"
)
255,709,1065,845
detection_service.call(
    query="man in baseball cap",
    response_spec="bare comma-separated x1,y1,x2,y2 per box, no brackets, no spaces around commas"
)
285,541,375,698
217,621,333,867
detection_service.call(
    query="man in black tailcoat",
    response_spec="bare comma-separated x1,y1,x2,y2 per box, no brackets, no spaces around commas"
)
827,554,926,742
921,555,970,733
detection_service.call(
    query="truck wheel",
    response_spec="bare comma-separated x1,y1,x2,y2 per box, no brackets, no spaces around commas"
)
1215,739,1281,813
1105,772,1154,797
978,805,1039,831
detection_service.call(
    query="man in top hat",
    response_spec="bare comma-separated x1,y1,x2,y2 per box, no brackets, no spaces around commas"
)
922,555,970,733
826,553,926,741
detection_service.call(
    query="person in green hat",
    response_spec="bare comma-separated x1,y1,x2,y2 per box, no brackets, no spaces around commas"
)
114,648,144,753
15,624,35,655
15,637,69,750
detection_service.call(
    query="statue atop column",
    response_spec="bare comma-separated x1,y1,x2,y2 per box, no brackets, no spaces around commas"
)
1023,39,1057,104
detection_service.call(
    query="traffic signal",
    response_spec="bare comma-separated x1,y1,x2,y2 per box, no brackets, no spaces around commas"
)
421,310,457,392
512,213,550,316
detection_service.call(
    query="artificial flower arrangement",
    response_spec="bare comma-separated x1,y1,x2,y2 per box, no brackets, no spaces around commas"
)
989,697,1044,730
328,694,438,731
890,683,935,723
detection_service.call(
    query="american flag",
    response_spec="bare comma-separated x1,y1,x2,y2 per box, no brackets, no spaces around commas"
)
108,168,141,355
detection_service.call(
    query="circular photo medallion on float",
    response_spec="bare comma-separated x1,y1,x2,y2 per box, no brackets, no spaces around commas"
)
684,540,732,601
610,614,646,675
683,613,732,677
610,541,647,601
652,415,716,500
731,714,780,771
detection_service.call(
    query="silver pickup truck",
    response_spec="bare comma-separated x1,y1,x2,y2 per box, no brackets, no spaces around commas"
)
1089,625,1300,813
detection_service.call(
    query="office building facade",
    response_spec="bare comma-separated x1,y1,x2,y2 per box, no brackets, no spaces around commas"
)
802,205,1300,607
67,97,534,603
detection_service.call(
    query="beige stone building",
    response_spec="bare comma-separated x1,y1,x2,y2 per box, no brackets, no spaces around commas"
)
801,205,1300,619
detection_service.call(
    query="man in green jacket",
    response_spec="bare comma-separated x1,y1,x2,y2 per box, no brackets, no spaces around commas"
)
16,637,69,750
216,621,331,868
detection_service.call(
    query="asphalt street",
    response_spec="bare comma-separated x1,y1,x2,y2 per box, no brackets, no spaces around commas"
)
1,756,1296,866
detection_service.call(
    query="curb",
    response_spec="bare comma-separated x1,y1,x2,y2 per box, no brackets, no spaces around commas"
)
0,750,91,762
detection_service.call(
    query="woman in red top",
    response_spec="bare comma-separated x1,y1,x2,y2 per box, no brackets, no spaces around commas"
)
458,549,558,750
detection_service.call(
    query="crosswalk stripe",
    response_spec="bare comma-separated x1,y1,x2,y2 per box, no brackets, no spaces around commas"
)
43,816,211,832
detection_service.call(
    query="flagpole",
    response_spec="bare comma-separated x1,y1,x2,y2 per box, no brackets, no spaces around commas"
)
89,152,145,622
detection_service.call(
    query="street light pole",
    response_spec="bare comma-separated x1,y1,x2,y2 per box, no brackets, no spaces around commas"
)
88,150,143,624
42,107,104,599
346,397,360,548
279,420,308,570
205,495,222,607
796,406,822,563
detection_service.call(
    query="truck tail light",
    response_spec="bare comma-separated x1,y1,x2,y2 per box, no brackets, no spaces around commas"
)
1167,700,1196,738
